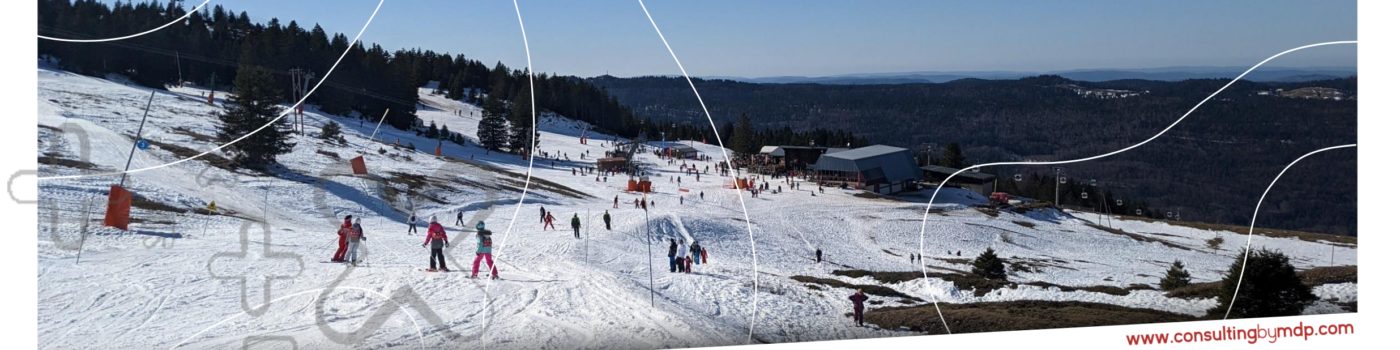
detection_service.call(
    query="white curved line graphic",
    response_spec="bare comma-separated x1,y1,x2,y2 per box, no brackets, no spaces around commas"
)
38,0,386,181
915,41,1357,334
476,0,540,345
638,0,762,343
39,0,212,43
167,287,427,350
1222,144,1355,319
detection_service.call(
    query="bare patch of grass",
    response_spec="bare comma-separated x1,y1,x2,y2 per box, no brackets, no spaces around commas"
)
790,275,922,302
866,300,1197,334
1012,220,1036,228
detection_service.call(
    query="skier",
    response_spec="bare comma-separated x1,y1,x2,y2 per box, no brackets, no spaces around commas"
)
570,214,582,239
332,215,352,262
603,210,612,231
700,247,708,264
700,192,705,201
346,218,367,266
540,206,546,223
472,221,498,279
689,241,702,268
407,213,418,234
680,195,684,205
910,253,914,264
634,198,640,209
816,247,823,263
613,196,619,208
667,238,678,273
422,216,450,272
543,212,556,230
684,254,693,274
849,290,869,326
456,211,465,226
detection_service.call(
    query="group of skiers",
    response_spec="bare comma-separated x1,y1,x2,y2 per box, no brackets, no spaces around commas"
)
666,238,708,274
332,215,367,266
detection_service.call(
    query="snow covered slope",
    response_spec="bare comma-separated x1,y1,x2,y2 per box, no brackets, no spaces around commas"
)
36,64,1357,349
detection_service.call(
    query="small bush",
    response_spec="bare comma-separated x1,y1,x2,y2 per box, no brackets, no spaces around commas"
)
1159,260,1192,290
1208,248,1317,318
319,121,346,144
1206,236,1224,250
972,248,1008,280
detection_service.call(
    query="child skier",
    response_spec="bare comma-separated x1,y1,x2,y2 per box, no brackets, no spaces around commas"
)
332,215,352,262
543,212,556,230
472,221,498,279
701,247,708,264
346,218,367,266
407,213,418,234
456,211,465,226
422,216,450,272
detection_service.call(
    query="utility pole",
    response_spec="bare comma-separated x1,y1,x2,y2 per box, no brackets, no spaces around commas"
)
1053,167,1063,207
175,51,183,87
119,91,157,187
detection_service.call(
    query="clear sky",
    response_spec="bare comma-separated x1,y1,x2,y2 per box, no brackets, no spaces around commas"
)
168,0,1356,78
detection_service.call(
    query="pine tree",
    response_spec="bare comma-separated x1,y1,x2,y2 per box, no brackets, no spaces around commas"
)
971,248,1008,280
1159,260,1192,290
939,142,967,169
425,120,439,139
508,85,533,153
477,107,509,152
1208,248,1317,318
728,113,754,154
217,65,294,170
319,120,346,145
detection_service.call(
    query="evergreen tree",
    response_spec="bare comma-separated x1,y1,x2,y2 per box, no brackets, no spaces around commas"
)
508,85,533,153
728,113,754,154
939,142,967,169
425,120,439,139
217,65,294,170
477,108,509,152
1208,248,1317,318
1159,260,1192,290
319,120,346,145
971,248,1008,280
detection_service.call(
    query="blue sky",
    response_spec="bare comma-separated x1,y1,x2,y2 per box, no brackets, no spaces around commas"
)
172,0,1356,78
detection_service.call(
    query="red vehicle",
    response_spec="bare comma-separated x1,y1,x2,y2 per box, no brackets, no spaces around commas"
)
989,192,1011,205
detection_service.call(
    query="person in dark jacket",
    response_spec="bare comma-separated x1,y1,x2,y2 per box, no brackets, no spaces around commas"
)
689,241,702,268
603,211,612,230
849,289,869,326
816,248,823,263
422,216,450,272
570,214,582,239
667,238,678,273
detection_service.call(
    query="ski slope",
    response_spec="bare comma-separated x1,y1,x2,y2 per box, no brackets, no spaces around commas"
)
35,63,1358,349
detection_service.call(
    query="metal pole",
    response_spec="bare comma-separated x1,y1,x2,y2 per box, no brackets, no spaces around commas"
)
75,198,93,264
175,51,183,87
585,209,590,263
645,226,654,307
119,91,157,187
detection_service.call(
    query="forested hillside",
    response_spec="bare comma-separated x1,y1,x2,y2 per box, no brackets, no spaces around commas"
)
589,75,1359,235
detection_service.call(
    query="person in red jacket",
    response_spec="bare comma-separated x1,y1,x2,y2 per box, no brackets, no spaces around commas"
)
422,215,450,272
332,215,352,262
849,289,869,326
543,212,556,230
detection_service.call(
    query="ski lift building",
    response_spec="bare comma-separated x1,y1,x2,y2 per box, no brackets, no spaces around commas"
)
810,145,921,194
920,165,998,196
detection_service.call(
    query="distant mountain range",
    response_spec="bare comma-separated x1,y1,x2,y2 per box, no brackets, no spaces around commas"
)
698,66,1357,84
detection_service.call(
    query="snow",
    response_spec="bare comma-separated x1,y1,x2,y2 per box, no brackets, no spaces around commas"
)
35,64,1358,349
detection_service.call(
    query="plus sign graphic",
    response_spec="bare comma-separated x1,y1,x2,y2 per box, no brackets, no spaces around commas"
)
207,220,304,317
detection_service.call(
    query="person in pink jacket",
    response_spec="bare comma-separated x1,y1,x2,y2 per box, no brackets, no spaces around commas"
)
422,216,450,272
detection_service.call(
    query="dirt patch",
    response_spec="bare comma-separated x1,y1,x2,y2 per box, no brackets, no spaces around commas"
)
140,137,241,173
790,275,922,302
1116,215,1355,246
1012,220,1036,228
866,300,1198,334
1165,281,1223,300
170,127,218,143
1298,265,1356,286
1086,223,1192,251
832,270,924,284
38,155,105,171
975,207,1001,218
